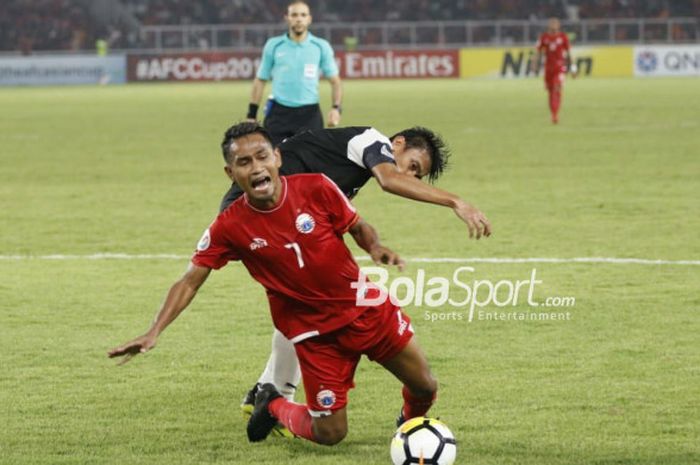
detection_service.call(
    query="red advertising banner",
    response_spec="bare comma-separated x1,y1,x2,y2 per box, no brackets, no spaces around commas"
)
127,52,260,82
336,50,459,79
127,49,459,82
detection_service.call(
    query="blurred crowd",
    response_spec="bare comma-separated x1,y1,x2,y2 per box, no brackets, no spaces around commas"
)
119,0,700,24
1,0,94,53
1,0,698,52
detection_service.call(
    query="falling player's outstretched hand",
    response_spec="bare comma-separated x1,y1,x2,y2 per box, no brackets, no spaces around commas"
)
370,245,405,272
453,200,492,239
108,333,157,365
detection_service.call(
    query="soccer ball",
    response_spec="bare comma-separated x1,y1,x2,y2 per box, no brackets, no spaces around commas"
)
390,417,456,465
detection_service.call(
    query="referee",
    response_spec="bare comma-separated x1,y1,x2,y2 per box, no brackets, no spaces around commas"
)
246,1,342,146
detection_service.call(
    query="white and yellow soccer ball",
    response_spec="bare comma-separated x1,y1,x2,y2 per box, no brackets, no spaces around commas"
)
390,417,457,465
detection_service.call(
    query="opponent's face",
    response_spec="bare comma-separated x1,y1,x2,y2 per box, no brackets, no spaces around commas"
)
392,137,431,180
285,2,311,37
548,18,560,33
225,133,282,208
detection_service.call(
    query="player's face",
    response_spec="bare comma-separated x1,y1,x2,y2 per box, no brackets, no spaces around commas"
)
285,3,311,37
225,134,282,208
548,18,560,33
392,137,431,180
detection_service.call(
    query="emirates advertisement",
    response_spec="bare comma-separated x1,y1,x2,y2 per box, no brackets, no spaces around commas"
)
335,50,459,79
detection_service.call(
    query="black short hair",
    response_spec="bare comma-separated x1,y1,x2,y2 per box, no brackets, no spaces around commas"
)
390,127,450,183
221,122,273,163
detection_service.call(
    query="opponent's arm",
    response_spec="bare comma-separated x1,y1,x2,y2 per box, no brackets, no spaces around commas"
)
246,78,267,121
108,263,212,364
327,75,342,127
349,217,404,271
371,163,492,239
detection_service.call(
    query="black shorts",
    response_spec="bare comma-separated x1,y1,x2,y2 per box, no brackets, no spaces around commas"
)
264,101,323,146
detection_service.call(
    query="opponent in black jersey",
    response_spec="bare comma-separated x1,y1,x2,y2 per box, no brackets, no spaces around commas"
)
218,123,491,433
220,124,490,241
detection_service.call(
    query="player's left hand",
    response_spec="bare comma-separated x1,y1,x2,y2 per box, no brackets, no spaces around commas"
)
327,108,341,127
453,201,492,239
108,332,157,365
370,245,405,271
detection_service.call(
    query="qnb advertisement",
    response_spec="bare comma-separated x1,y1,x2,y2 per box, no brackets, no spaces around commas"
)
634,45,700,77
0,55,126,86
127,52,261,82
459,46,633,79
335,50,459,79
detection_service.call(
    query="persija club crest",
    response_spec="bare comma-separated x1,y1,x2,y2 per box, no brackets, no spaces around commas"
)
295,213,315,234
316,389,336,408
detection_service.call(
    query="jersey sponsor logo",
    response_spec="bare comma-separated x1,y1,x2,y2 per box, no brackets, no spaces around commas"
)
249,237,268,251
316,389,336,408
196,229,211,251
295,213,316,234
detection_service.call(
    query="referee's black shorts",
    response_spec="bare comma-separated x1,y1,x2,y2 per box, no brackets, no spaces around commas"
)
264,101,323,146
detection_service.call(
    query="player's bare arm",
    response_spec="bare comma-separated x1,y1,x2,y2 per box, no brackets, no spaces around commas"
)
371,163,492,239
107,263,211,364
567,52,578,77
327,75,342,127
349,217,405,271
530,48,542,74
246,78,267,122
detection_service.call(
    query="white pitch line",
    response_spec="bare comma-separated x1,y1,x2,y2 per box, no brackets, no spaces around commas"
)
0,253,698,266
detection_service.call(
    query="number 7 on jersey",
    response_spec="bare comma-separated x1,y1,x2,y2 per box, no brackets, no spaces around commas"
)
284,242,305,268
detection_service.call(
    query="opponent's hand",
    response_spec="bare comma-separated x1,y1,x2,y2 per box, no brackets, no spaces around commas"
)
108,333,157,365
453,201,492,239
370,245,405,271
327,108,341,127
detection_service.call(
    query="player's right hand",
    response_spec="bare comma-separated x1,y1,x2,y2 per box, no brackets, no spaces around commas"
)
108,333,157,365
569,63,579,79
453,201,492,239
370,245,405,271
245,117,257,123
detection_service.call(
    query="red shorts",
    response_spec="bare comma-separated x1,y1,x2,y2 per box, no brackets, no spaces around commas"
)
294,301,414,417
544,67,565,90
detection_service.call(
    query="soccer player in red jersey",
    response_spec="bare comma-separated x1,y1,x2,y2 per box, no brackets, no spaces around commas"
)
108,123,438,446
534,17,576,124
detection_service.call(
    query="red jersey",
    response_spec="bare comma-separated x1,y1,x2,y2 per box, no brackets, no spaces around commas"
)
536,32,570,71
192,173,368,343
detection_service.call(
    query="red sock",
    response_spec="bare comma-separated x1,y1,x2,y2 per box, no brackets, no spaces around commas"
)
401,386,436,419
269,398,315,441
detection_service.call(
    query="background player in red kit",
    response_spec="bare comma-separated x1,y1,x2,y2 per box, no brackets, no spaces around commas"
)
534,17,576,124
108,123,438,446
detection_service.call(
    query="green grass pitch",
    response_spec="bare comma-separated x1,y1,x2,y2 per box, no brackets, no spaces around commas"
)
1,78,699,465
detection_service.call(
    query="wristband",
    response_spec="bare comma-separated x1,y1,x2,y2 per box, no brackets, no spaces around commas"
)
332,104,342,114
247,103,259,119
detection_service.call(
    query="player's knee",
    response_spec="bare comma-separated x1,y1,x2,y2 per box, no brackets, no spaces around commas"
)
313,421,348,446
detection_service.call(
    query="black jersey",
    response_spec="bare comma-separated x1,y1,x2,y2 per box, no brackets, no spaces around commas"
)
219,126,396,212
